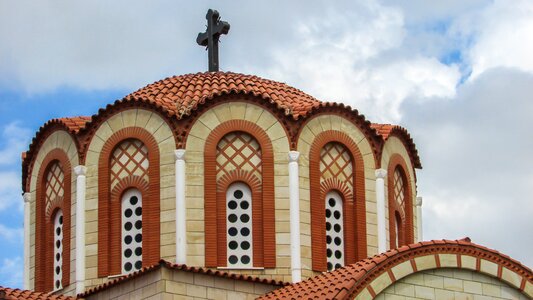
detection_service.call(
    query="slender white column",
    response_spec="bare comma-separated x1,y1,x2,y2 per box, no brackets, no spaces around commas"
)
288,151,301,282
375,169,387,253
23,192,31,290
74,165,87,295
415,196,423,242
174,149,187,265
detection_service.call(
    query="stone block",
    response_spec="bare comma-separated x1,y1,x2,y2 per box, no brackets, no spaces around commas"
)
479,259,498,277
371,272,393,295
415,285,435,299
391,261,414,281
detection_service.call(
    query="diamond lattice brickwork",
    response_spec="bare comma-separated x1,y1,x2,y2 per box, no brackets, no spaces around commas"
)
320,142,353,192
393,168,405,215
110,139,149,189
45,162,64,210
216,132,262,181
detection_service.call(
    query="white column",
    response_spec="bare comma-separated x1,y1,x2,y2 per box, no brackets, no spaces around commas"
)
23,192,31,290
74,165,87,295
288,151,301,282
375,169,387,253
174,149,187,265
416,196,423,242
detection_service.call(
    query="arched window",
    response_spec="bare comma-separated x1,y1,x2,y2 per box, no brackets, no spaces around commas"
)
121,189,143,273
387,155,414,249
226,182,253,267
53,210,63,290
325,191,344,271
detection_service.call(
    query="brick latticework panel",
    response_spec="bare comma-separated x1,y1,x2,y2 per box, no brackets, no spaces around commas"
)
388,154,414,249
204,120,276,269
35,149,71,292
310,131,367,272
216,132,262,182
110,139,149,190
98,127,160,277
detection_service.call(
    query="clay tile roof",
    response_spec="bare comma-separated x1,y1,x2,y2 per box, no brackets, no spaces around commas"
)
258,239,533,300
0,287,75,300
126,72,322,119
57,116,92,133
371,123,422,169
80,260,288,297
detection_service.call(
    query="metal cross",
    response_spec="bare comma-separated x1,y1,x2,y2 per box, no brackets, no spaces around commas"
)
197,9,230,72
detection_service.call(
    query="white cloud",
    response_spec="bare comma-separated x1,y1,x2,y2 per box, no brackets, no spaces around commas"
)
0,256,23,289
0,224,23,244
0,122,31,166
0,172,22,211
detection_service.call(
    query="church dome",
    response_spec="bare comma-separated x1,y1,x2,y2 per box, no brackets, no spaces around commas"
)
126,72,322,119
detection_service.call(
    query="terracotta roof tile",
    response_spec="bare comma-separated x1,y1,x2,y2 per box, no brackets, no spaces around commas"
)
0,287,75,300
80,260,288,297
57,116,92,133
371,123,422,168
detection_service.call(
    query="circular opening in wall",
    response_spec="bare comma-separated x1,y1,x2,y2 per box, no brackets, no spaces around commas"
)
124,249,132,258
59,216,63,225
125,222,132,231
228,227,237,236
328,198,335,207
334,237,341,246
326,236,332,244
228,255,238,265
229,241,238,250
56,227,61,236
55,280,60,289
241,228,250,236
326,248,332,257
135,220,142,230
135,234,142,243
55,266,60,275
241,255,250,264
334,211,341,219
124,262,132,272
241,241,250,250
326,222,331,231
134,261,142,270
135,207,142,216
335,250,342,259
335,263,342,269
125,235,132,245
240,214,250,223
228,201,237,210
326,209,331,218
125,208,133,218
56,253,60,261
130,196,138,205
135,247,142,256
334,224,341,233
234,190,243,199
240,201,249,209
56,240,61,248
228,214,238,223
327,262,333,271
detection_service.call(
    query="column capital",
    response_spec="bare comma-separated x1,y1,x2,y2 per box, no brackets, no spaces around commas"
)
23,192,31,203
74,165,87,176
375,169,387,179
416,196,423,206
288,151,300,163
174,149,186,161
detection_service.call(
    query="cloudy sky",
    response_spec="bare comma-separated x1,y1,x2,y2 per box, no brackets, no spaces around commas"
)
0,0,532,288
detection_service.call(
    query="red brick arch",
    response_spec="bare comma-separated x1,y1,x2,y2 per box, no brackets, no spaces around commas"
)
98,127,160,277
204,120,276,268
309,130,366,271
387,154,414,249
35,149,71,292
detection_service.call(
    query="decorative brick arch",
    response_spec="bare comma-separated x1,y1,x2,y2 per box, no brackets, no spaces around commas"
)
34,149,71,292
309,130,366,271
387,154,414,249
98,127,160,277
204,120,276,268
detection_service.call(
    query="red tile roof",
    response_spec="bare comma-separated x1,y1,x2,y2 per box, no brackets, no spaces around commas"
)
0,287,75,300
371,123,422,168
126,72,322,119
57,117,92,133
258,238,533,300
79,260,288,297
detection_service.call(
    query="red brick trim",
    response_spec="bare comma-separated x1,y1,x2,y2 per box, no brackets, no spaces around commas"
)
204,120,276,268
387,154,414,249
35,149,71,292
98,127,160,277
309,130,366,271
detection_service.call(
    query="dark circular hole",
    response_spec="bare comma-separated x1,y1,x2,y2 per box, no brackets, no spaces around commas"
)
124,262,132,272
135,247,142,256
228,214,238,223
130,196,138,205
55,266,60,275
125,235,132,245
229,241,238,250
124,249,132,258
334,237,342,246
241,241,250,250
228,200,237,210
55,280,60,289
326,236,332,244
326,222,331,231
135,220,142,230
56,227,61,236
228,227,238,236
335,250,342,259
241,227,250,236
134,260,142,270
240,201,249,209
327,248,332,257
241,255,250,264
59,216,63,225
135,233,142,243
334,210,341,219
325,209,331,218
233,190,243,199
135,207,142,216
328,198,336,207
56,240,61,248
327,262,333,271
334,224,341,233
335,263,342,269
228,255,238,264
240,214,250,223
124,222,132,231
125,208,133,218
56,253,60,261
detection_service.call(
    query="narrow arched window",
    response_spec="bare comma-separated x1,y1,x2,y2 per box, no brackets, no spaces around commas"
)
121,189,143,274
53,210,63,290
390,166,408,248
325,191,344,271
226,182,253,267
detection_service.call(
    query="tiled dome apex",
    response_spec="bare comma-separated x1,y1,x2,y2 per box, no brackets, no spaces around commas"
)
126,72,322,119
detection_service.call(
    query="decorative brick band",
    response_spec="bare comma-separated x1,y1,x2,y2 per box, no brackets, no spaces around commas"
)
35,149,72,292
98,127,160,277
309,130,366,271
387,154,414,248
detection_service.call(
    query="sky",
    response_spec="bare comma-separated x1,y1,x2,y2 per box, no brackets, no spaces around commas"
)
0,0,532,288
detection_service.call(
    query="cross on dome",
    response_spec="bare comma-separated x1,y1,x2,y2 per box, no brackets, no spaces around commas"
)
197,9,230,72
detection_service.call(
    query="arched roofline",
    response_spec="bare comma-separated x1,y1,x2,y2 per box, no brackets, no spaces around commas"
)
258,238,533,300
372,123,422,169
